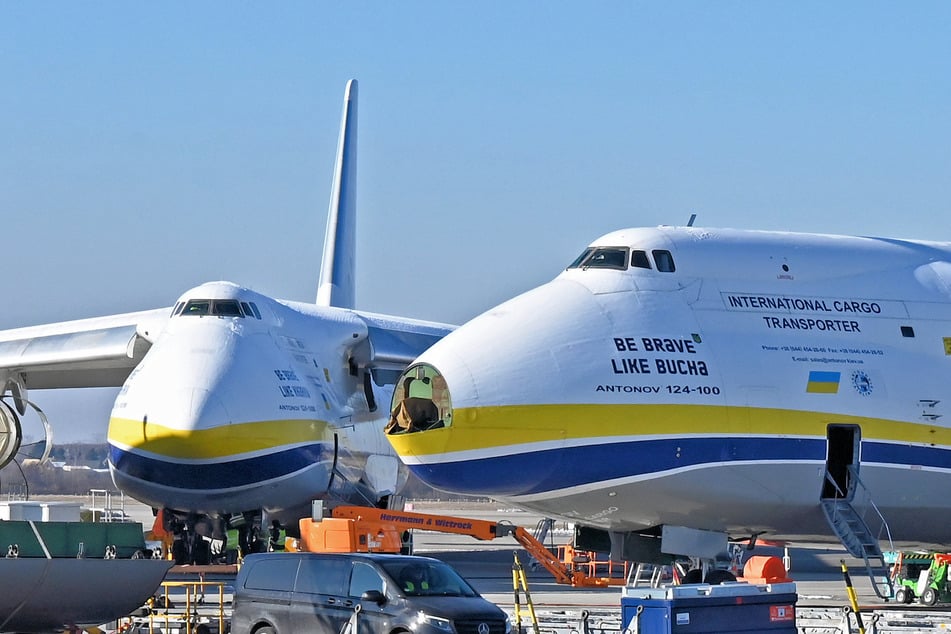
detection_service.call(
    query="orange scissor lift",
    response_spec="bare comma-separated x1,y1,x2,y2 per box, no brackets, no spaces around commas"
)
292,505,628,588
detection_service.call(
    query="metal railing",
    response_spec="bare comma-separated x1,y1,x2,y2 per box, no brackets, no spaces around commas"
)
846,465,895,553
136,580,229,634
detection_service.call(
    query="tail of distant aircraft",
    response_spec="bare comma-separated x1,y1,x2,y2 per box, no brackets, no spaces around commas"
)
316,79,358,309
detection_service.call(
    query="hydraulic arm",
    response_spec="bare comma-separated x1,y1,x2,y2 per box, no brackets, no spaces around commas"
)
331,505,624,587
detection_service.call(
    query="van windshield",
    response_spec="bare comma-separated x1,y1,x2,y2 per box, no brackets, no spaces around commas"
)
379,559,479,597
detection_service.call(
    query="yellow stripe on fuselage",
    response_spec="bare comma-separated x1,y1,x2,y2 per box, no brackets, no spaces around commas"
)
107,416,333,460
386,403,949,457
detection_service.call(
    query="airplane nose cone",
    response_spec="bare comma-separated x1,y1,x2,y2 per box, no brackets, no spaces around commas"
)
387,278,613,496
411,277,612,407
169,387,232,429
107,321,273,460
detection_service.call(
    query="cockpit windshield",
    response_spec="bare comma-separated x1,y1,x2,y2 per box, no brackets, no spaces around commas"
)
181,300,211,316
567,247,630,270
213,300,242,317
175,299,262,319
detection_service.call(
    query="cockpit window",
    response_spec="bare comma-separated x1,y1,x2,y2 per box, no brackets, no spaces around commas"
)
566,247,629,270
182,300,211,316
179,299,251,318
567,248,595,269
213,300,242,317
631,250,651,269
653,250,676,272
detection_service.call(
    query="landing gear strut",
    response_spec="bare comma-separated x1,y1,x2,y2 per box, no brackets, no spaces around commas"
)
162,510,267,564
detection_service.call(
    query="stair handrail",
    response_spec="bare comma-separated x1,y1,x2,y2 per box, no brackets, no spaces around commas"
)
822,469,847,499
820,467,895,600
846,465,895,552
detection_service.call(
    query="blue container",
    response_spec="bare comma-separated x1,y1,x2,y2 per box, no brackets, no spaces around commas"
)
621,583,797,634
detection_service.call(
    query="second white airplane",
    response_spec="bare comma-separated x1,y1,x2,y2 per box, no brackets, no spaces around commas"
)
0,80,453,563
388,225,951,592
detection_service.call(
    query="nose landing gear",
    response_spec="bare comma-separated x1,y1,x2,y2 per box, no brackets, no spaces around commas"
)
164,511,265,565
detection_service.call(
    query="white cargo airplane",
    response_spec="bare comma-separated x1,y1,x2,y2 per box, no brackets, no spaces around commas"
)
0,80,453,563
387,225,951,592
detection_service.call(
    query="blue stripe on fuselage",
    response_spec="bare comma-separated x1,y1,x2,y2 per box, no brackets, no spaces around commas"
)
108,443,332,490
408,437,951,498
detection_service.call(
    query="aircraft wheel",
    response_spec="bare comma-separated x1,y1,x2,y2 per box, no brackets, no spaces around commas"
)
921,587,938,606
895,586,913,604
192,538,211,565
681,569,703,584
704,569,737,584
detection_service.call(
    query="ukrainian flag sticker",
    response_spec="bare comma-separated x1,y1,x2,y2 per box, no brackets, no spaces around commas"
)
807,371,841,394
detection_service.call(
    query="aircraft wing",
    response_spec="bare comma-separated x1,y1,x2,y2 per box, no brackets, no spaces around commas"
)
0,308,171,391
354,310,455,371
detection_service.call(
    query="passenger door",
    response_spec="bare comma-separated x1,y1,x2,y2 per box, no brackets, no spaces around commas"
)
349,561,394,633
291,556,352,633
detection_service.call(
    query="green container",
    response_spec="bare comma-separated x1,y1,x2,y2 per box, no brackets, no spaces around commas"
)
0,521,145,558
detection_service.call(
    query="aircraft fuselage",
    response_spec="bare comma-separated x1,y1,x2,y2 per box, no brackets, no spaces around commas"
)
388,227,951,546
109,282,404,524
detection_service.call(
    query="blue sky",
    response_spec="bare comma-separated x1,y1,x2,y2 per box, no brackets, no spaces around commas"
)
2,2,950,441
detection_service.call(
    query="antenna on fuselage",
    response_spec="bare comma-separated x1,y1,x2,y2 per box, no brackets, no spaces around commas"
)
316,79,358,308
687,213,697,227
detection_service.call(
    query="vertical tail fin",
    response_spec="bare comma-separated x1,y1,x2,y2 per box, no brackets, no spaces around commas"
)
316,79,358,308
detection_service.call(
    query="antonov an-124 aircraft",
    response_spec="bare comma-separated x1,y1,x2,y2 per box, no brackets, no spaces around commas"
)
388,225,951,594
0,80,453,564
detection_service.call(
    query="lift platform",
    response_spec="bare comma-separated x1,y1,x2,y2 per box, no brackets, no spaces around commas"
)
295,505,628,588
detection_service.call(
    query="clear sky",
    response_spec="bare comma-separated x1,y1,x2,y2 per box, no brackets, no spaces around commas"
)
2,2,950,442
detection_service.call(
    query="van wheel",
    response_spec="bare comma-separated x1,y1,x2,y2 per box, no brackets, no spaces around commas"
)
254,626,275,634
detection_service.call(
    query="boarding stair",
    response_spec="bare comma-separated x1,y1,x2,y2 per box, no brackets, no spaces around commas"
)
821,466,895,600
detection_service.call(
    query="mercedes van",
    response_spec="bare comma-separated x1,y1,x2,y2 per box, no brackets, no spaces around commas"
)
232,552,511,634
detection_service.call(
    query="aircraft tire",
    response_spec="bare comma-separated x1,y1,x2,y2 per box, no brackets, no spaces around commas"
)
681,569,703,584
171,539,187,565
704,570,737,584
192,538,211,566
